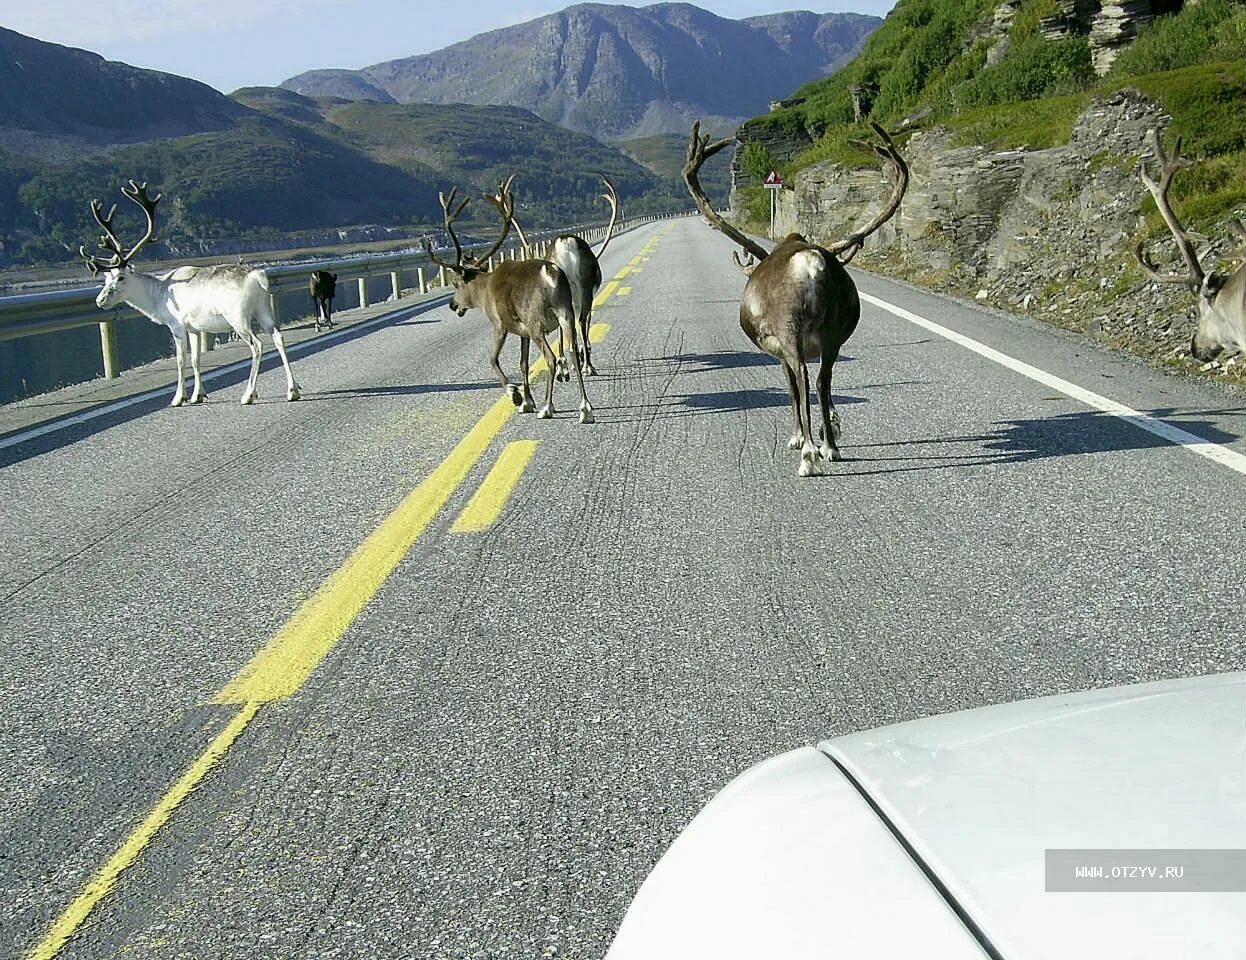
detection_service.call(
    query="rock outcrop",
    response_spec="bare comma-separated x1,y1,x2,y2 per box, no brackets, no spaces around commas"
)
776,89,1245,377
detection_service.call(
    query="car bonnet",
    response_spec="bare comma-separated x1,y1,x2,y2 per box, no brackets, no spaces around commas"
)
822,672,1246,960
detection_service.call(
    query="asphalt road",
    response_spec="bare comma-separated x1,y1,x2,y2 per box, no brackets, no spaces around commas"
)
2,216,1244,960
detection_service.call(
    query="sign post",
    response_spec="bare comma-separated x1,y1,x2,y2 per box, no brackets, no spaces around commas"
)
763,170,784,240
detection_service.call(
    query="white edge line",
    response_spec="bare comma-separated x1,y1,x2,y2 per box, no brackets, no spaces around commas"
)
0,295,450,452
858,291,1246,477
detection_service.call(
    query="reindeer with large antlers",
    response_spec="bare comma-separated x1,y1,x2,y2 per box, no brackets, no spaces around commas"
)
510,174,620,378
425,178,594,423
82,180,301,406
683,121,909,476
1134,128,1246,363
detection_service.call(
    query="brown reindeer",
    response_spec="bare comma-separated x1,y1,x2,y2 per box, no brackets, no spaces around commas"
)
1134,128,1246,363
424,178,594,423
682,121,908,476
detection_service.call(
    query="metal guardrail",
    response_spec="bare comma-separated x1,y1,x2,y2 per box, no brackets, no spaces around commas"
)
0,211,690,379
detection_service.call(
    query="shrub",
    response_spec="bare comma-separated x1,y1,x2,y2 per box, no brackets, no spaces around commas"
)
1110,0,1245,77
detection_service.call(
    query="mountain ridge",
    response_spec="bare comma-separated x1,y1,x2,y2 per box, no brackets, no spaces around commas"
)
282,3,881,141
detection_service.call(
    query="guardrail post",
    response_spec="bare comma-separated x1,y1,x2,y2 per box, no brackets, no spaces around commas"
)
390,270,401,301
99,319,119,379
270,294,282,327
438,265,446,288
358,277,369,309
417,267,427,294
199,331,213,355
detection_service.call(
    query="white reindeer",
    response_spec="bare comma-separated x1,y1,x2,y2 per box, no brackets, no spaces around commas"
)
82,180,301,406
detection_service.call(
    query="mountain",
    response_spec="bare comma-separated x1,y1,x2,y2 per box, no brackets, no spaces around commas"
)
0,26,250,163
282,3,882,141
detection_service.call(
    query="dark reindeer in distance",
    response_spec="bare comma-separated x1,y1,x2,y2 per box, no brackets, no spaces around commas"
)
682,120,908,476
424,177,595,423
309,270,337,331
1134,128,1246,362
510,174,620,379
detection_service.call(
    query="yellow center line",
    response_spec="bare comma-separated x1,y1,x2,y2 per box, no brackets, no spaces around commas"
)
25,701,261,960
451,441,539,533
23,234,644,960
618,286,633,297
216,396,517,705
594,281,621,307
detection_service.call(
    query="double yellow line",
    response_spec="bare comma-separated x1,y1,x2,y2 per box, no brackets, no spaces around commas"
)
25,237,649,960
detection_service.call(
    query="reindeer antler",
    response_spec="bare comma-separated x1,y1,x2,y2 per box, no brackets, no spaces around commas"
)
825,122,909,261
1134,128,1206,288
468,175,516,267
595,173,620,257
80,179,162,275
683,121,770,265
423,186,472,272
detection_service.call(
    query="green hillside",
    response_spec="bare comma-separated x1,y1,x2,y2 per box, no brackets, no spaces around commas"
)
10,116,443,263
614,134,733,205
741,0,1246,230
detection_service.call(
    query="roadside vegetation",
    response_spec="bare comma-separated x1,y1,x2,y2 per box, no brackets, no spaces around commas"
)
739,0,1245,229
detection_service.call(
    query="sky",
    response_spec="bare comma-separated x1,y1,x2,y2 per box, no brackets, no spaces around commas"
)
4,0,898,94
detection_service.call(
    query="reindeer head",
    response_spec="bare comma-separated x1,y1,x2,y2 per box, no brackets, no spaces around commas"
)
1134,130,1246,362
81,181,161,307
424,177,516,316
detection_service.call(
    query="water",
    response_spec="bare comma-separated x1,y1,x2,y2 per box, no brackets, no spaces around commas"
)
0,279,377,406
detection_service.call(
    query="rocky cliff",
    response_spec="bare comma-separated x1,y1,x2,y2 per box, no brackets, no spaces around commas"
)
774,90,1245,378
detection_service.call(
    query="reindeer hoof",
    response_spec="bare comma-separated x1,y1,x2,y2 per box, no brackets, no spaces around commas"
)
798,456,824,478
584,364,598,376
288,387,301,401
820,443,843,463
241,393,255,406
787,434,803,450
538,406,554,419
579,406,595,424
520,398,536,413
170,396,185,408
189,394,206,405
506,386,523,406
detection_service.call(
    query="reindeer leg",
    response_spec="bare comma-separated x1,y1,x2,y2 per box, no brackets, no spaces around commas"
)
782,363,803,450
561,314,594,424
795,356,821,477
170,330,188,407
534,335,560,419
580,295,597,376
491,327,522,406
188,331,208,403
518,337,536,413
817,351,842,462
269,326,301,401
241,331,262,404
555,328,570,383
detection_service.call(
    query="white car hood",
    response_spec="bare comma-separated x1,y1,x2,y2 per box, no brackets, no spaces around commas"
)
606,673,1245,960
605,745,988,959
825,671,1246,959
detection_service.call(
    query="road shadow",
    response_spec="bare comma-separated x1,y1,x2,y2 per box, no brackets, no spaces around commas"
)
841,408,1242,477
631,350,857,373
313,380,498,400
0,296,449,468
599,387,867,423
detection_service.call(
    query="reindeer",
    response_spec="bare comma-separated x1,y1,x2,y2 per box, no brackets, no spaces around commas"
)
309,269,337,331
424,177,594,423
82,181,301,406
510,175,620,379
1134,128,1246,363
682,121,908,476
